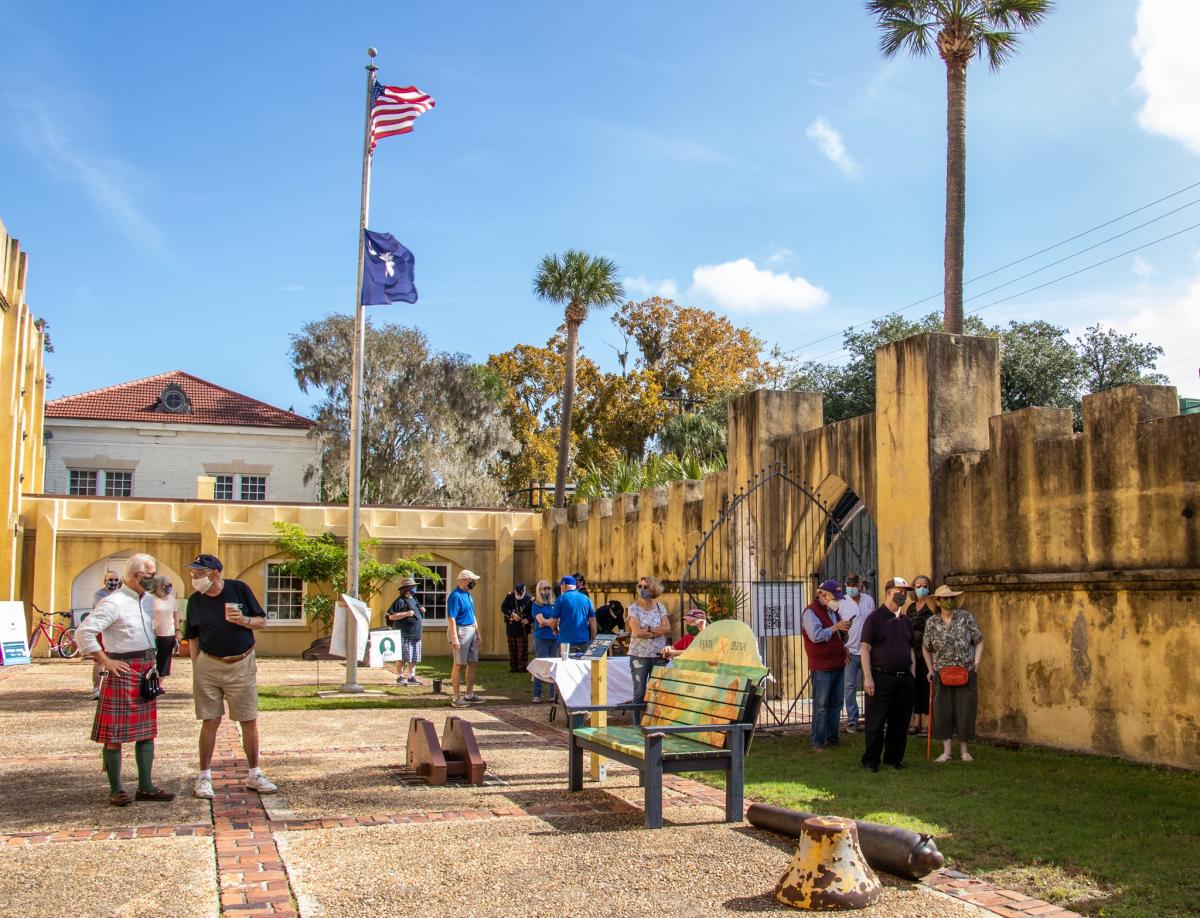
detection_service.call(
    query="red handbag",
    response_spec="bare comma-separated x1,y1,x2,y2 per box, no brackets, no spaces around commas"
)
939,665,970,686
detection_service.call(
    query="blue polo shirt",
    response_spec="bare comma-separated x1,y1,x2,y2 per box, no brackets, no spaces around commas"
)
531,601,557,641
447,587,476,627
554,590,594,645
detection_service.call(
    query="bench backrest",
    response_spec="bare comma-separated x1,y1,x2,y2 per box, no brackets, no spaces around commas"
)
643,620,769,749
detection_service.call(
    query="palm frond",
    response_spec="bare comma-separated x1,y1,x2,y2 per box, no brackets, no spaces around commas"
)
986,0,1054,29
978,30,1018,70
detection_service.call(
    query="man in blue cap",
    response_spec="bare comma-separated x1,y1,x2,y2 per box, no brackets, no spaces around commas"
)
801,579,852,752
553,575,596,655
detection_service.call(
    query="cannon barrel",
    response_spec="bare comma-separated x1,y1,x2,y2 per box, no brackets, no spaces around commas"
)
747,803,945,881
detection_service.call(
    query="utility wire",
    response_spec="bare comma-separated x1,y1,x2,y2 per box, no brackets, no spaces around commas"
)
802,220,1200,368
782,179,1200,357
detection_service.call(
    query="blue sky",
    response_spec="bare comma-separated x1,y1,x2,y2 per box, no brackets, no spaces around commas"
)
2,0,1198,412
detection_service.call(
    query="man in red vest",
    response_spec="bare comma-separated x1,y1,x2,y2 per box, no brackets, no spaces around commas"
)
802,579,852,752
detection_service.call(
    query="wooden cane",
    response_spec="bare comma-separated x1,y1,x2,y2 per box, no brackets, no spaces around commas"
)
926,676,934,761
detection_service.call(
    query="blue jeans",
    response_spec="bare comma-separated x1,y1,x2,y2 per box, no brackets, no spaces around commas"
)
532,637,558,700
628,656,664,725
843,653,863,727
811,668,845,747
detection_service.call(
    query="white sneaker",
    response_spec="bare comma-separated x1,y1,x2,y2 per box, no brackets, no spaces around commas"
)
194,775,215,799
88,689,100,700
246,772,278,794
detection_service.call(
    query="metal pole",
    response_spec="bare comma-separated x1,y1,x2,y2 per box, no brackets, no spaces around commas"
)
341,47,378,693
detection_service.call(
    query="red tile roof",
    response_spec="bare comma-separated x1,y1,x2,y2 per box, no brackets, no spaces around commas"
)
45,371,314,430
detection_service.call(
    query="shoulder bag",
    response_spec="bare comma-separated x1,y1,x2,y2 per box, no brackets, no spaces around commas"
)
938,665,970,687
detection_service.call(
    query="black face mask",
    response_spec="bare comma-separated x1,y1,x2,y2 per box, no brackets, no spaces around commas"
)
105,581,120,590
467,580,477,591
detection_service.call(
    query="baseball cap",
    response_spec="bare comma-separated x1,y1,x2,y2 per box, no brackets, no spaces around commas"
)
559,575,577,587
187,554,223,572
884,576,913,592
817,579,844,600
457,569,481,581
684,608,707,622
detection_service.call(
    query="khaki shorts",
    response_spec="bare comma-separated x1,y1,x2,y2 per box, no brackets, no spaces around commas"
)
193,651,259,722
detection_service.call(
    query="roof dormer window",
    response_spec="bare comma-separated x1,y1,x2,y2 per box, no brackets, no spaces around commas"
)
157,382,191,414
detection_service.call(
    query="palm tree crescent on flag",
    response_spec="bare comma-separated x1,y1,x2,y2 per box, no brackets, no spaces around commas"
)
369,84,436,152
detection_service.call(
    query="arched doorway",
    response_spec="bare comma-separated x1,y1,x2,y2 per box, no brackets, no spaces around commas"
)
70,552,186,623
678,463,876,727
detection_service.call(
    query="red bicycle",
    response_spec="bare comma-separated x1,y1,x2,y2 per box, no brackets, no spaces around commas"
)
28,605,80,658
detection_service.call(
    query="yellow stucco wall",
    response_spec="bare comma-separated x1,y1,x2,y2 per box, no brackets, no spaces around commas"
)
17,496,539,658
0,220,46,602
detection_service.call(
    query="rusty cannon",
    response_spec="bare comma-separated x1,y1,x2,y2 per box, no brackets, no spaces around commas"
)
747,803,945,881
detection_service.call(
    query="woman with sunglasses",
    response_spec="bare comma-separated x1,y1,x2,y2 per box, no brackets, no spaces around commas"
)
530,580,558,704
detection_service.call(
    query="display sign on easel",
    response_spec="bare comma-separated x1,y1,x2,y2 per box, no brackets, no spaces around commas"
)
0,602,31,666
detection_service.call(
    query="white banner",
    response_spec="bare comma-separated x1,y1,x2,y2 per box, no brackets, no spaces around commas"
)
0,601,31,666
330,595,372,662
749,581,806,638
372,629,402,663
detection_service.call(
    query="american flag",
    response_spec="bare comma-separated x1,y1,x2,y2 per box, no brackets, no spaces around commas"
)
369,83,436,152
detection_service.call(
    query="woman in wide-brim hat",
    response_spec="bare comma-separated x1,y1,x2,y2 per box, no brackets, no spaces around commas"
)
921,585,985,763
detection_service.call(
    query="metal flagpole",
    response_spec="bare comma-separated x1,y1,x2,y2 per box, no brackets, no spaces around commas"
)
341,46,378,693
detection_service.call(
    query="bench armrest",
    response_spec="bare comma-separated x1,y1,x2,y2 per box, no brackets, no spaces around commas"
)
565,702,644,714
641,722,752,736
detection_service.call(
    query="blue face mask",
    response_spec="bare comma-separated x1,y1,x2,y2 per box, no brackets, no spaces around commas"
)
846,587,860,598
638,588,652,599
915,587,930,599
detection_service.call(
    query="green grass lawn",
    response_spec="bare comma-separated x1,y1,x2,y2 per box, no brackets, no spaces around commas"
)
258,659,538,711
690,733,1200,918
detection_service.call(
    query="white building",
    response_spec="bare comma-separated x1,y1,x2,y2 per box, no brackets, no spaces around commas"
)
43,371,320,502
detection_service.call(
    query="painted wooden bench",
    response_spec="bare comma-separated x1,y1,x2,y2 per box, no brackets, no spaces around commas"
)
567,619,769,828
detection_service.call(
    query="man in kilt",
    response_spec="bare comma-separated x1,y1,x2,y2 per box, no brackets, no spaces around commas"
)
75,553,175,806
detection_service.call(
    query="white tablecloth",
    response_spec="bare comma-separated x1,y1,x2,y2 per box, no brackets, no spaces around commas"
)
526,657,634,709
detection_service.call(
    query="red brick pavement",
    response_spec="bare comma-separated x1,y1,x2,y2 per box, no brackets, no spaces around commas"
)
210,720,297,917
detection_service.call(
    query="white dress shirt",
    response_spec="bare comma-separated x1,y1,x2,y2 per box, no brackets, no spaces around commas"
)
76,586,155,655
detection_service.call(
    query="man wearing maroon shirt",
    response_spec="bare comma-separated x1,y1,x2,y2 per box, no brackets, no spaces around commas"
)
802,580,852,752
859,576,917,771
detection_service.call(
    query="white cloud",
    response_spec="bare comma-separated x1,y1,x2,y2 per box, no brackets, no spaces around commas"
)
689,258,829,314
1100,271,1200,392
767,246,796,266
806,117,860,177
1132,255,1156,276
1132,0,1200,155
623,275,679,300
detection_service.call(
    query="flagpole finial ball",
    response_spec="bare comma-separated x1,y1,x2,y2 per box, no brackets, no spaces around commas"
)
367,47,377,58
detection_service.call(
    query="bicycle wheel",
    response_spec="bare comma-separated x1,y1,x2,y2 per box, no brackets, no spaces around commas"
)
57,629,80,659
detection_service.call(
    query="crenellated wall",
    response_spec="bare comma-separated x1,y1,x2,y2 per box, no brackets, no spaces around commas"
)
543,335,1198,768
941,385,1199,767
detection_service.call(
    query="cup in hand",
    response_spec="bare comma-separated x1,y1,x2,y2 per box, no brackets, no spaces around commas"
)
224,603,243,622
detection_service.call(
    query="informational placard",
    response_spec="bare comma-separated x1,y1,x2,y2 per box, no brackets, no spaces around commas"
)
0,601,31,666
372,629,402,663
330,595,371,662
749,581,806,638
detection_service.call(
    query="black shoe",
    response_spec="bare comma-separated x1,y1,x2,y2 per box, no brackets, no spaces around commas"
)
861,763,879,773
891,762,908,770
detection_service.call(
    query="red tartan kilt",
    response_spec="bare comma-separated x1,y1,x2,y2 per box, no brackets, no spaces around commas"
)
91,656,157,744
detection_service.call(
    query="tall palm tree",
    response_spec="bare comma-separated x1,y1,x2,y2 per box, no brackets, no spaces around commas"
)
867,0,1052,334
533,250,624,507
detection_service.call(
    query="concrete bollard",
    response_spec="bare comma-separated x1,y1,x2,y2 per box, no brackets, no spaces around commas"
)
774,815,883,911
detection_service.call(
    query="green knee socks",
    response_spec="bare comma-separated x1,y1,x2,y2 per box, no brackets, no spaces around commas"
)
134,739,155,792
102,747,122,795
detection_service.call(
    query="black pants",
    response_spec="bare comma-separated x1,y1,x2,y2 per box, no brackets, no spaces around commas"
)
862,669,914,768
154,636,176,677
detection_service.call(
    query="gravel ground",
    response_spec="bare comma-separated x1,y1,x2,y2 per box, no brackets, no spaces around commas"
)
0,835,218,917
279,816,983,918
262,705,638,818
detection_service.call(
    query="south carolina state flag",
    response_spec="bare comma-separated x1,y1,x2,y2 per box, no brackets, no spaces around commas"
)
361,229,417,305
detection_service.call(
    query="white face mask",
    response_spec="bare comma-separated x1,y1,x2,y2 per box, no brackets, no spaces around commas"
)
191,575,213,594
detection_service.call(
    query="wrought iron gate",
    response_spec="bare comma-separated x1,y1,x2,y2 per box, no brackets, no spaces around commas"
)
678,464,877,727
